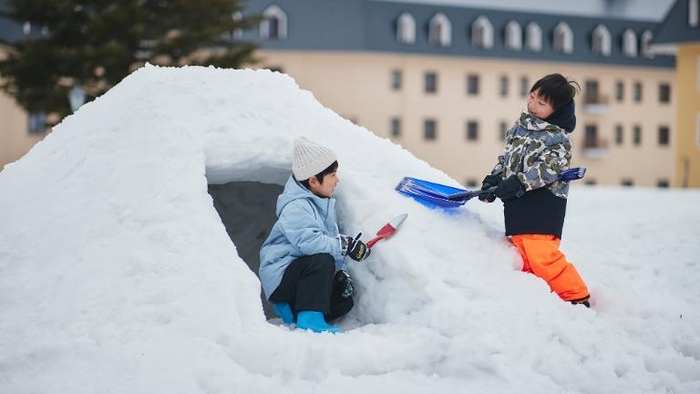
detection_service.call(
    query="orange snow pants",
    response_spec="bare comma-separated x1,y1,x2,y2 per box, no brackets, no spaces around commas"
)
511,234,589,302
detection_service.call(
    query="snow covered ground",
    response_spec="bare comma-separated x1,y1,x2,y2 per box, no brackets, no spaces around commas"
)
0,65,698,394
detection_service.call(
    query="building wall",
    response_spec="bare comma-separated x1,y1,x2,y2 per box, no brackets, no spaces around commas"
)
0,47,46,171
257,50,675,187
674,43,700,187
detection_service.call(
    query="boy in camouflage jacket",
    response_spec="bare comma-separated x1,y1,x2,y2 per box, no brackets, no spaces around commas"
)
480,73,590,307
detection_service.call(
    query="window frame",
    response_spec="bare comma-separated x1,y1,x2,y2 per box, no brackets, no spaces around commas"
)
658,125,670,146
525,22,542,52
424,72,438,94
467,74,480,96
622,29,638,58
397,12,416,44
472,15,494,49
260,5,288,40
592,24,611,57
466,120,479,141
390,117,402,137
429,13,451,47
424,119,438,140
505,20,522,51
553,22,574,54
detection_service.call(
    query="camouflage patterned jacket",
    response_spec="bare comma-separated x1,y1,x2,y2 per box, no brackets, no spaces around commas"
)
490,111,572,199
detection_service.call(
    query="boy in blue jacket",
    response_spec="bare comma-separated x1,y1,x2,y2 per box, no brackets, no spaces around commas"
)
259,137,370,333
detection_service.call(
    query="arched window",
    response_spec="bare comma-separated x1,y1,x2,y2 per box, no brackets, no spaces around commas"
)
505,20,522,51
525,22,542,52
429,13,451,47
260,5,287,40
592,24,611,57
472,15,493,49
553,22,573,54
641,30,654,59
396,12,416,44
232,11,243,40
622,29,637,58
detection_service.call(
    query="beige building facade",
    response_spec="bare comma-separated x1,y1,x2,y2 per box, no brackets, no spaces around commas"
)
256,50,675,188
0,45,48,171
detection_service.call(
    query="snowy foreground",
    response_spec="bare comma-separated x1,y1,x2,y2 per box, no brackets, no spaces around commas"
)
0,65,698,394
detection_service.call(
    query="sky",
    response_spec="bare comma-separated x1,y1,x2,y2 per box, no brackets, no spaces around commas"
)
375,0,676,21
0,65,698,393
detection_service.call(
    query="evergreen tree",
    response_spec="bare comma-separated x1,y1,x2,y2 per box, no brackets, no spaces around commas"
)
0,0,261,122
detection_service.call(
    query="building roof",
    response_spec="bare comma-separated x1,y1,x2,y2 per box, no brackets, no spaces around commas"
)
374,0,675,22
653,0,700,45
245,0,675,68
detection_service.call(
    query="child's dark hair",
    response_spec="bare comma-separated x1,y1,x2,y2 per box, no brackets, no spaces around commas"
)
299,161,338,189
530,73,580,111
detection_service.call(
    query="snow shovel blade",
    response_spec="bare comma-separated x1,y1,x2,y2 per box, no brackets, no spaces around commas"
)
367,213,408,248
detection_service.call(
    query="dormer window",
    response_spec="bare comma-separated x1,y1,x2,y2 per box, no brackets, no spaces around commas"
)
592,24,611,57
472,16,493,49
525,22,542,52
397,12,416,44
260,5,287,40
429,13,451,47
553,22,573,54
505,20,522,51
232,11,243,40
690,0,699,27
641,30,654,59
623,29,638,58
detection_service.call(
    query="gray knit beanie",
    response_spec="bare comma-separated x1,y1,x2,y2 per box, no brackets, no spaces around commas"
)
292,137,337,181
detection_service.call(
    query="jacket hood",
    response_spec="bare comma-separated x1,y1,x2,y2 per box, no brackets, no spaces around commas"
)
545,100,576,133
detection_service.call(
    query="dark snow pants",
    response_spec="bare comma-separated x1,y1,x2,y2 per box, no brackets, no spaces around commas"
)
269,253,354,322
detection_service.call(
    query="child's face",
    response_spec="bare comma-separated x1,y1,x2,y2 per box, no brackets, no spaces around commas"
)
527,89,555,120
308,171,339,198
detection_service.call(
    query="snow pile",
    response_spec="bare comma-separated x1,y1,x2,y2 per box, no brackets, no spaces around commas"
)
0,64,698,393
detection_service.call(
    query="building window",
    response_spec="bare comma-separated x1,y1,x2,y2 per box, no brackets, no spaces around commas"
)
658,126,670,146
583,124,598,148
633,82,642,103
232,12,244,40
657,179,670,188
467,74,480,95
472,15,494,49
505,20,522,51
615,125,623,145
466,121,479,141
260,5,287,40
397,12,416,44
592,24,611,57
633,125,642,146
690,0,699,27
391,69,402,90
659,83,671,103
621,179,634,187
615,81,624,102
553,22,573,54
641,30,655,58
28,112,46,134
425,72,437,93
584,80,599,104
520,76,529,97
623,29,638,58
429,13,451,46
424,119,437,140
499,75,508,97
525,22,542,52
499,121,508,141
391,117,402,137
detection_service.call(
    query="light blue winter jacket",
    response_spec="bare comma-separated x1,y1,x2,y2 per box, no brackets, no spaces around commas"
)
259,175,347,300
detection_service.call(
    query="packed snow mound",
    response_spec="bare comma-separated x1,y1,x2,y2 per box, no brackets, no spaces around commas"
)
0,64,698,394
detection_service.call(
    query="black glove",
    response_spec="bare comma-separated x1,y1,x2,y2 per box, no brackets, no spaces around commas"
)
334,270,354,298
494,175,526,200
339,232,371,262
478,174,501,203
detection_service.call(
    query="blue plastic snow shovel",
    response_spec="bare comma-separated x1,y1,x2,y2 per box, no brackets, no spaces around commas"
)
395,167,586,209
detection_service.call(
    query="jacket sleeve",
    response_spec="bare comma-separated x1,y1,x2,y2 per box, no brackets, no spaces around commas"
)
277,200,343,258
518,134,572,191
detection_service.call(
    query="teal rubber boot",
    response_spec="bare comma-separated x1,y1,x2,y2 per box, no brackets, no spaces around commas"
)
296,311,342,334
272,302,295,324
